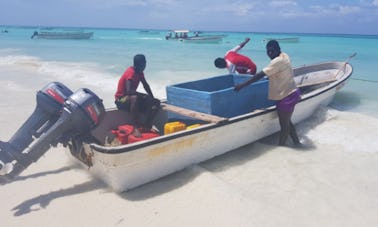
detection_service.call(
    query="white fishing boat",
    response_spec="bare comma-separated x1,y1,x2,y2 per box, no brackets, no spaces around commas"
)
0,59,354,192
68,61,353,192
165,30,225,43
138,30,161,35
31,30,94,39
182,35,226,44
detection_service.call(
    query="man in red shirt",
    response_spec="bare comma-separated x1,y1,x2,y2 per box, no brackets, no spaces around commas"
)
214,38,256,75
115,54,160,137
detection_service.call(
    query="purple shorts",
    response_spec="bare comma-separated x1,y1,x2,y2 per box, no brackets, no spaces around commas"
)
276,89,301,112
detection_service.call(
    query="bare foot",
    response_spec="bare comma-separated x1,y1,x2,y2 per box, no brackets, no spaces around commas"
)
292,136,316,150
132,128,142,138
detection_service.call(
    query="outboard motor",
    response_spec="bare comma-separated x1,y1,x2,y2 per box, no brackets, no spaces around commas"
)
9,82,73,151
0,82,72,173
0,87,105,181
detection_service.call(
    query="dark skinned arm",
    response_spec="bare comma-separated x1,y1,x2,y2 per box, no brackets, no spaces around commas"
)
239,37,250,49
234,71,266,92
141,77,154,98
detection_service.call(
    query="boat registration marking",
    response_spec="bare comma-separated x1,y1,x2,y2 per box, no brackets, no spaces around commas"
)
148,137,197,157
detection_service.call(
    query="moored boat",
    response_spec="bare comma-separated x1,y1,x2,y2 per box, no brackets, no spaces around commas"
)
138,30,161,35
31,30,94,39
165,30,225,43
182,35,226,44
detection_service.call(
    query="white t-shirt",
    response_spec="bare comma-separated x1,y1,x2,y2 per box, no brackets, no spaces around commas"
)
263,52,297,100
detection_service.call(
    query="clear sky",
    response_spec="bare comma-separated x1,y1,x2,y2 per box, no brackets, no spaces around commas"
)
1,0,378,35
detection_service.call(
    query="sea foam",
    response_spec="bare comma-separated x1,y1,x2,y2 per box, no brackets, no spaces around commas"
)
299,107,378,153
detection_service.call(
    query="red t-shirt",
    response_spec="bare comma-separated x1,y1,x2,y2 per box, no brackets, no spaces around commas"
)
115,66,145,99
225,51,256,74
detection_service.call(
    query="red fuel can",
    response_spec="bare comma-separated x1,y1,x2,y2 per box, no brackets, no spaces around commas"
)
128,131,160,144
112,124,134,144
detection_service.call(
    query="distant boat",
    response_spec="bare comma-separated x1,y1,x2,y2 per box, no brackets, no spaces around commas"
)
263,37,299,43
31,30,94,40
182,35,226,44
138,30,160,35
165,30,225,44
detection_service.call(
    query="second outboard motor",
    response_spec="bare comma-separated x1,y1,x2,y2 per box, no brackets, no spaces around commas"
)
0,88,105,180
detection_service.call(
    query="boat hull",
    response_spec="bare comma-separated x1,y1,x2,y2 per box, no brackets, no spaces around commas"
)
33,31,94,39
182,35,225,43
69,61,352,192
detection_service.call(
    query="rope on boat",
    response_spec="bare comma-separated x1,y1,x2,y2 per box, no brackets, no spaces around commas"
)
350,78,378,83
334,52,357,79
337,52,378,83
339,53,378,83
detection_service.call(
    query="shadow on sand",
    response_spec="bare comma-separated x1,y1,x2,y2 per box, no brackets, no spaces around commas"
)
10,163,107,216
12,179,106,216
330,91,361,111
8,166,73,183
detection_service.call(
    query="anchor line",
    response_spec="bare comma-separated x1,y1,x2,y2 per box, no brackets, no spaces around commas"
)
350,78,378,83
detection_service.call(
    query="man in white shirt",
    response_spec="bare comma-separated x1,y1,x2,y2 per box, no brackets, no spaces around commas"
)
234,40,301,146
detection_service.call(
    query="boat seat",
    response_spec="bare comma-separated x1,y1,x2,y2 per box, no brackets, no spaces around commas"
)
161,103,228,124
297,78,337,88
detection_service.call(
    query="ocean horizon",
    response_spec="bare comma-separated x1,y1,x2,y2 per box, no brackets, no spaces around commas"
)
3,24,378,37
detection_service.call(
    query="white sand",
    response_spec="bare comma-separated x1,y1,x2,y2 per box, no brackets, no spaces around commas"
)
1,65,378,226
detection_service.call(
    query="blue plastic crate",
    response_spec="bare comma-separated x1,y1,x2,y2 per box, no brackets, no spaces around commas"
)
166,74,275,118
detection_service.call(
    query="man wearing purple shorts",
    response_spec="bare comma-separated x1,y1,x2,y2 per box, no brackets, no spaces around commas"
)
234,40,301,146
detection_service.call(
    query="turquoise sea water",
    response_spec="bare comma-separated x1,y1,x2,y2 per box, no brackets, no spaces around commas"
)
1,26,378,118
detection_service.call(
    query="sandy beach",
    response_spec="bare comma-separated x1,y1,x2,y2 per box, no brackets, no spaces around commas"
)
1,64,378,227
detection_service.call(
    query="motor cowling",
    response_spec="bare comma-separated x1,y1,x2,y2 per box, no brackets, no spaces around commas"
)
9,82,73,153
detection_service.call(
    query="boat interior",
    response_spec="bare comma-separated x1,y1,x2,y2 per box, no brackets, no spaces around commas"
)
88,62,351,148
